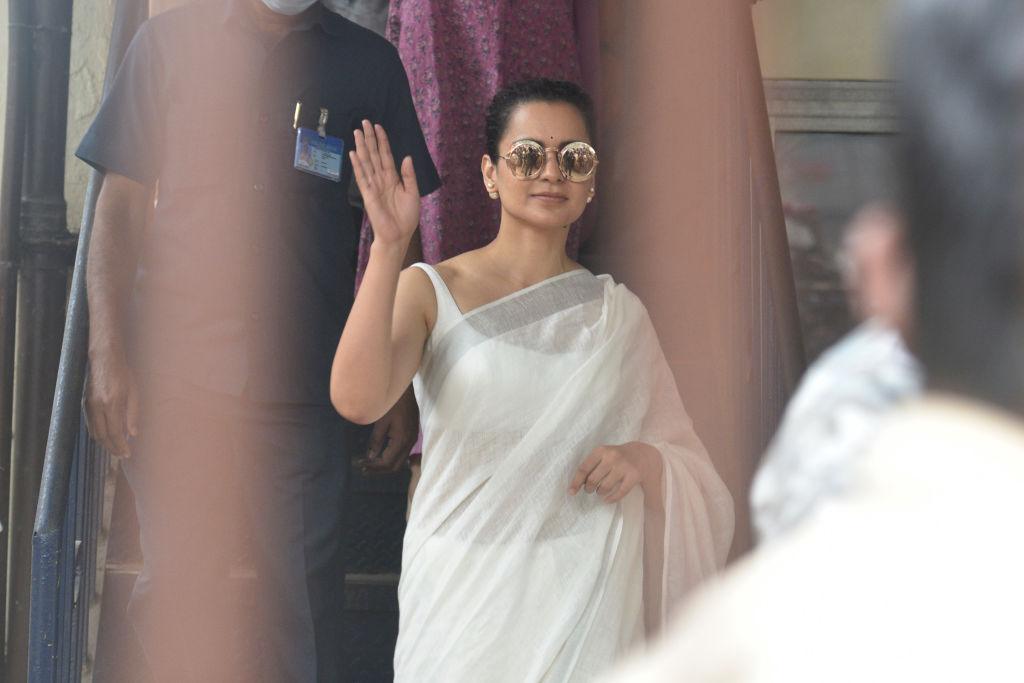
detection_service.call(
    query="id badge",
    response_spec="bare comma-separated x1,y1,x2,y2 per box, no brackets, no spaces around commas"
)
294,127,343,182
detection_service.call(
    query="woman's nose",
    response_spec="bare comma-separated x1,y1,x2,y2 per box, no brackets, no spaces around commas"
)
539,149,563,182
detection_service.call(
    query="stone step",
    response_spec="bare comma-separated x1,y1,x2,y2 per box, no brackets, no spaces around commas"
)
107,465,410,572
96,462,409,682
94,566,400,682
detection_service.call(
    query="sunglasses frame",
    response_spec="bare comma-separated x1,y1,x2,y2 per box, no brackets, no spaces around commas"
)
497,139,599,183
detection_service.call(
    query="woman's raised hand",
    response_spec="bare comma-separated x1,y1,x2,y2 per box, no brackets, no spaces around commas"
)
350,120,420,246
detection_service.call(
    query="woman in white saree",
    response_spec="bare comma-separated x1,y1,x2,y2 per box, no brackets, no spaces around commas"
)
331,79,734,682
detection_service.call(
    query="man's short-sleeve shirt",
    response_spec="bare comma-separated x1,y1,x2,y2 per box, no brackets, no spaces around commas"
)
77,0,440,404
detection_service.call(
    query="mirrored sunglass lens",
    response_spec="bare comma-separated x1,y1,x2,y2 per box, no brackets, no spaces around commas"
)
560,145,596,181
507,143,544,178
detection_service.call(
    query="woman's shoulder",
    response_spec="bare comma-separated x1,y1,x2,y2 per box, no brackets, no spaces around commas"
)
401,261,436,290
398,263,444,331
432,250,485,284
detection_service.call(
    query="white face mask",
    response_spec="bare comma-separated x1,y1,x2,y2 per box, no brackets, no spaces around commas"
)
260,0,318,16
320,0,349,15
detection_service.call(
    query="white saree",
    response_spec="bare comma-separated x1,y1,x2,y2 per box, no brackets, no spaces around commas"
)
396,264,735,682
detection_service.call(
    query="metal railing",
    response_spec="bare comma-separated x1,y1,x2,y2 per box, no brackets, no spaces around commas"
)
28,164,110,681
27,1,147,679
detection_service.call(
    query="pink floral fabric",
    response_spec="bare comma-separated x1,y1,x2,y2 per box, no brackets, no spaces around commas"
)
356,0,585,279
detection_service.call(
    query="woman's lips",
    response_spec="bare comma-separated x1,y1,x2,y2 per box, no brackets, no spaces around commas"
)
531,193,569,202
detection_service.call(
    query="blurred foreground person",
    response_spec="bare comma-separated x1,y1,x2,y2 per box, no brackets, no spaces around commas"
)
751,206,923,542
603,0,1024,680
77,0,438,680
331,79,734,682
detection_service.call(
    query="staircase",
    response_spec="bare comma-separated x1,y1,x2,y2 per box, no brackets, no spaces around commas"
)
91,455,411,682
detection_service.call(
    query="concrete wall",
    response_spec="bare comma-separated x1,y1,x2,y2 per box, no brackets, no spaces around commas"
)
0,0,115,235
66,0,117,232
753,0,892,80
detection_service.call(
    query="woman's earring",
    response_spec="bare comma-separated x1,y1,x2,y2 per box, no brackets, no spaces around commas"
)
487,184,498,199
587,188,595,204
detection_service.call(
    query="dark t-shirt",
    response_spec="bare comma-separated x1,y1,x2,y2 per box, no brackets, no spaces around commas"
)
77,0,440,405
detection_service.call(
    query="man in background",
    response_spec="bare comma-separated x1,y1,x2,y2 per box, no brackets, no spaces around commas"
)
78,0,438,680
751,205,922,542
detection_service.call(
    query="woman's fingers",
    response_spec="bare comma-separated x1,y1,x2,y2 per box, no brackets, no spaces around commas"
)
605,473,639,503
569,450,601,494
374,124,399,182
352,130,375,192
400,156,419,196
362,120,386,179
569,445,644,503
571,447,623,494
596,469,623,496
585,459,613,493
350,124,421,242
349,150,372,196
353,122,413,200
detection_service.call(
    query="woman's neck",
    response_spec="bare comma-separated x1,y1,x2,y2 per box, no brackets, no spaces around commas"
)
481,212,574,288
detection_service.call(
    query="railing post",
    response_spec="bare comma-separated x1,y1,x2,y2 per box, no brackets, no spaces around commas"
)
0,0,35,674
27,0,149,678
6,0,76,680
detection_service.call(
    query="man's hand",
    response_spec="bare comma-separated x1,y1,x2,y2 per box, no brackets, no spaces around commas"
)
358,385,419,474
84,349,140,458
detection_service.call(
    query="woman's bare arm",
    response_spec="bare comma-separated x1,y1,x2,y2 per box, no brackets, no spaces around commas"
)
330,121,433,424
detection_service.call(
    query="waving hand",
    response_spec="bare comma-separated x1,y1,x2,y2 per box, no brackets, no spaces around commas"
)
350,120,420,246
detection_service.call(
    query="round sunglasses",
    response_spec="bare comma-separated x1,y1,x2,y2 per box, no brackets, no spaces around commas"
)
498,140,599,183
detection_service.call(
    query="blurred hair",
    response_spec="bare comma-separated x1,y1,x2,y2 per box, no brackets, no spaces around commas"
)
484,78,596,158
894,0,1024,412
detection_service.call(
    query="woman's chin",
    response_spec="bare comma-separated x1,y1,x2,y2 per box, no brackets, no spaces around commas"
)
520,208,585,230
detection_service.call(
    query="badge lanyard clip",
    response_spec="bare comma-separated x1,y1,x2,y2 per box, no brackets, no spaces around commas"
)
291,103,330,138
317,107,329,138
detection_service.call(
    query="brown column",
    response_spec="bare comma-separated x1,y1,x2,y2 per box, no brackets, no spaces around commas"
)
587,0,802,557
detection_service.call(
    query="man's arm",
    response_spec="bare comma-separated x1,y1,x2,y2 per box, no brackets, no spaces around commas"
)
84,172,152,457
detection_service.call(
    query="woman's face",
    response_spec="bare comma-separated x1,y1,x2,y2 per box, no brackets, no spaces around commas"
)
482,101,596,230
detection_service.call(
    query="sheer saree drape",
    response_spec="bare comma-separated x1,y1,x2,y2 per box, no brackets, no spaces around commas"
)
396,265,734,682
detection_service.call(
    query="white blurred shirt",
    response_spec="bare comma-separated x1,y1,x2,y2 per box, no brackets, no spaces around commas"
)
752,321,922,542
602,396,1024,683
